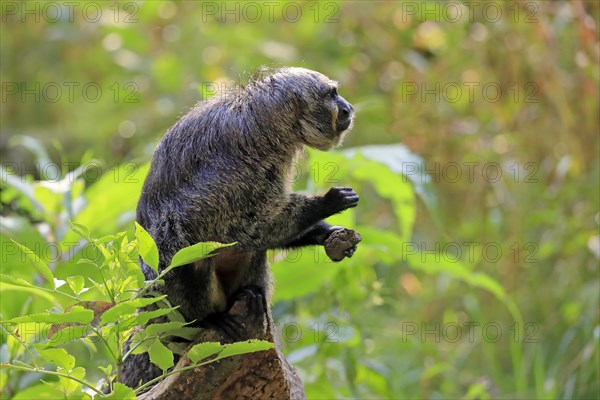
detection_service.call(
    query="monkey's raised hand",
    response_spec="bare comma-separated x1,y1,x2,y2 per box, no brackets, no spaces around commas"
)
323,187,359,215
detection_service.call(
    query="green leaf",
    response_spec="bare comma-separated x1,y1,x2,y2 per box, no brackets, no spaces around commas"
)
130,335,153,355
214,340,274,360
105,382,137,399
124,307,177,328
12,383,65,399
95,234,120,244
67,276,85,295
135,222,159,272
151,325,201,341
0,278,56,303
2,306,93,324
97,363,112,377
100,296,167,324
0,215,47,250
351,155,416,242
57,366,85,393
6,333,25,359
10,239,55,289
148,339,174,371
0,273,38,287
46,325,90,346
37,348,75,370
145,321,189,336
187,342,223,363
69,221,91,240
167,241,236,271
345,142,441,230
64,163,149,244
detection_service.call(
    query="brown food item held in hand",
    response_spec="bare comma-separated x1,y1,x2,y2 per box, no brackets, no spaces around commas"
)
324,228,362,262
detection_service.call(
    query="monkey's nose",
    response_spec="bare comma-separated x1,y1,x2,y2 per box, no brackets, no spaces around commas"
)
339,105,353,122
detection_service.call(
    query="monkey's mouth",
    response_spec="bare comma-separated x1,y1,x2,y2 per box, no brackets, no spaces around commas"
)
336,119,352,133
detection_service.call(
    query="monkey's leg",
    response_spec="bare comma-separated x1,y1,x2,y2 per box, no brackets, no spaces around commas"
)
166,261,227,325
234,252,271,313
172,263,248,341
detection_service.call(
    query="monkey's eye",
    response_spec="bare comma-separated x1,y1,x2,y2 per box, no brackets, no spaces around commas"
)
327,88,338,98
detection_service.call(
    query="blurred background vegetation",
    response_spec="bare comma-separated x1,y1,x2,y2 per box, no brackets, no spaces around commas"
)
1,1,598,399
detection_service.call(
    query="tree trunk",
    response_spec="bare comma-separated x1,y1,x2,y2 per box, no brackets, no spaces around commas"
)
138,296,306,400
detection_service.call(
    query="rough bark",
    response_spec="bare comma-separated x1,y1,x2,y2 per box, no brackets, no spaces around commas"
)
138,296,305,400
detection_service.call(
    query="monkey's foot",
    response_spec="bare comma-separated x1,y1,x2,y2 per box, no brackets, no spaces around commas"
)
324,228,362,262
203,288,266,341
232,287,266,325
203,313,246,342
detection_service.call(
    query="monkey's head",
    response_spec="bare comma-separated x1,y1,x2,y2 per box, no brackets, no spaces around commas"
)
254,67,355,151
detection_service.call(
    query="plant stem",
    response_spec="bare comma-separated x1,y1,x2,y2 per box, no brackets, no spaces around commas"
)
90,326,119,365
134,271,168,299
122,336,156,361
133,358,217,394
0,363,104,396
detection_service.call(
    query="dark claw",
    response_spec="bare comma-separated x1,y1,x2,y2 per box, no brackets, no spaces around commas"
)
251,293,264,324
233,287,265,324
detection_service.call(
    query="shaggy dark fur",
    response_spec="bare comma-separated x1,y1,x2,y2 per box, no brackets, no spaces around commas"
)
121,67,358,389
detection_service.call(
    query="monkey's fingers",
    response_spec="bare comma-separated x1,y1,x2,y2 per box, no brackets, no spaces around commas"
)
344,194,359,207
325,187,360,214
344,245,358,258
249,292,265,324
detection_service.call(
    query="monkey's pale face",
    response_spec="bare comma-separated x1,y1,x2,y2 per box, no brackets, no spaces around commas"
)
282,68,355,151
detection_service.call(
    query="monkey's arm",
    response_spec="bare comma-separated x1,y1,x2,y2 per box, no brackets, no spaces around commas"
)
279,220,335,249
261,187,358,249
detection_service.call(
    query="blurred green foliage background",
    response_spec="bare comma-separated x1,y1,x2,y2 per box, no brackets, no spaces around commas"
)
1,1,598,399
